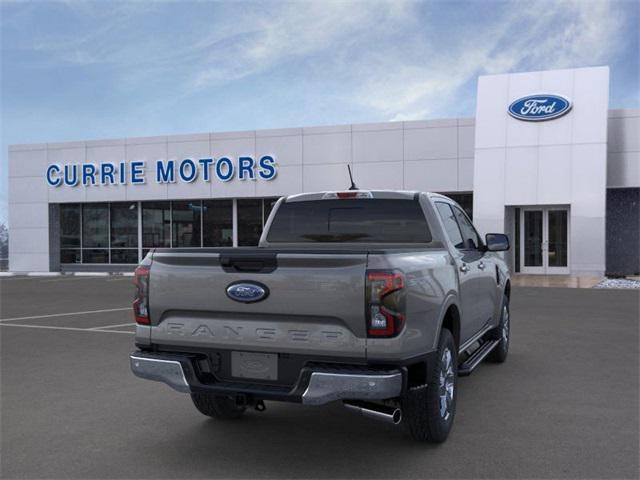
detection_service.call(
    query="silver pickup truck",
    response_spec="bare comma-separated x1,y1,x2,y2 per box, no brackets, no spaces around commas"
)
130,190,511,442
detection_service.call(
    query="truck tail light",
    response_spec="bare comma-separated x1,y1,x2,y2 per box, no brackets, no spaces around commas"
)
366,270,406,337
133,265,150,325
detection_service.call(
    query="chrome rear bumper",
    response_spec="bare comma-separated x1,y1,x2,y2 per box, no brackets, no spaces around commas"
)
130,354,190,393
301,371,403,405
129,352,403,404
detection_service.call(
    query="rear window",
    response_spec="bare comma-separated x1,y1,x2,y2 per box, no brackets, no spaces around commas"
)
266,199,431,243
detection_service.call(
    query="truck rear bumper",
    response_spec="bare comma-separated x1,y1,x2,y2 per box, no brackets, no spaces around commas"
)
301,371,402,405
130,354,191,393
130,351,403,405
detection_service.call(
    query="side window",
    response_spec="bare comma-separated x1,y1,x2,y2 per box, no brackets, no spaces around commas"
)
452,205,481,250
435,202,464,249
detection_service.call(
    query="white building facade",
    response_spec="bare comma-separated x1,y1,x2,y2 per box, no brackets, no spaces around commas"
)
7,66,640,276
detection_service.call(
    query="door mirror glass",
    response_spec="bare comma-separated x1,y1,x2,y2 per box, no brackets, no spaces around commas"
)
485,233,510,251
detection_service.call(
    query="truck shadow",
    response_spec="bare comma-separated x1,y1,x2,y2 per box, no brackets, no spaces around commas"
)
150,398,457,478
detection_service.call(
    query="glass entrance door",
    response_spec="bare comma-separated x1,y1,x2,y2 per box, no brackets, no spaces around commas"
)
520,207,570,274
522,210,545,273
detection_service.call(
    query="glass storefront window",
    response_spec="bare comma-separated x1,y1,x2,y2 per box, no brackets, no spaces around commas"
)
60,204,81,248
82,249,109,264
237,199,263,246
82,204,109,248
172,201,202,247
111,203,138,248
142,202,171,248
60,249,81,264
59,197,280,264
203,200,233,247
111,249,138,264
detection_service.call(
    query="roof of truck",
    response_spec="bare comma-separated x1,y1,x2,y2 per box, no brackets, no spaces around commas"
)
283,190,457,203
285,190,426,202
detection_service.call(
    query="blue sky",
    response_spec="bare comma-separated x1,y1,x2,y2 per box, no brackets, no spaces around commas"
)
1,0,638,225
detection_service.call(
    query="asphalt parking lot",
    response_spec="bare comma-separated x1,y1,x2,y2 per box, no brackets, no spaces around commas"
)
1,276,638,479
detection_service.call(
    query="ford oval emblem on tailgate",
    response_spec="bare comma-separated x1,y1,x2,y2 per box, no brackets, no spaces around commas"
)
226,281,269,303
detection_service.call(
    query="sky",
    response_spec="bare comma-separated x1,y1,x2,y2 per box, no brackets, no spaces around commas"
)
1,0,638,226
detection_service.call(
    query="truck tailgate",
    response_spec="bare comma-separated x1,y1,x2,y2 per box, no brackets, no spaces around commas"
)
148,250,368,359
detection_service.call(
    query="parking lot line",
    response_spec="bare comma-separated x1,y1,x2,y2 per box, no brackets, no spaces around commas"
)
0,307,131,323
41,276,116,283
0,323,134,334
88,322,136,330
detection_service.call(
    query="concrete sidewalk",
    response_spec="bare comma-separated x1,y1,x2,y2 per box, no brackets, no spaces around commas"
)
511,274,603,288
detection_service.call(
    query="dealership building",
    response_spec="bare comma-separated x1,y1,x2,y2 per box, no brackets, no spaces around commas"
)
7,66,640,276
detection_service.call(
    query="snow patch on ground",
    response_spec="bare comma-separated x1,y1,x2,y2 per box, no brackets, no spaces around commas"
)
593,278,640,289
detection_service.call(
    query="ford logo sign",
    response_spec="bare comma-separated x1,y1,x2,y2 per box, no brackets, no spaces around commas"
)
226,281,269,303
508,94,572,121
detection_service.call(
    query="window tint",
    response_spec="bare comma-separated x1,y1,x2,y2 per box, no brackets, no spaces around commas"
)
237,199,263,246
202,200,233,247
452,205,481,250
142,202,170,248
267,199,431,243
82,204,109,248
82,249,109,263
435,202,464,248
110,203,138,248
172,201,202,247
60,204,81,248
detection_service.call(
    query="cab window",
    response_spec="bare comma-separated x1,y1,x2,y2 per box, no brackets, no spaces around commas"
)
435,202,464,248
451,205,481,250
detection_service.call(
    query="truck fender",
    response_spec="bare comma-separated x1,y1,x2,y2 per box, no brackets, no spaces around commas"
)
431,292,461,351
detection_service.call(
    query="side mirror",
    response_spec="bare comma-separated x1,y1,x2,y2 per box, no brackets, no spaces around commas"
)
485,233,510,252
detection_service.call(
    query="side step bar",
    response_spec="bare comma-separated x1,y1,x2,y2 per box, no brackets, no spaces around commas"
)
458,339,500,376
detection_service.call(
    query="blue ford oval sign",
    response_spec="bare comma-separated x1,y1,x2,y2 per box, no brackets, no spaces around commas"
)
226,282,269,303
508,94,572,121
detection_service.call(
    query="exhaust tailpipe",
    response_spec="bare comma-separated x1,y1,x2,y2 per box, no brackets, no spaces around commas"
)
343,401,402,425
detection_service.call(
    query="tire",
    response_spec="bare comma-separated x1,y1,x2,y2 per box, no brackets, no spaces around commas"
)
487,296,510,363
190,393,246,419
401,328,458,443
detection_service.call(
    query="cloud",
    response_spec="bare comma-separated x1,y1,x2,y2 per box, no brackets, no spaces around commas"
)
2,0,632,121
350,0,627,121
188,1,416,90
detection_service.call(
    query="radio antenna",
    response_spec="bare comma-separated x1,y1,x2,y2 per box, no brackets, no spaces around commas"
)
347,165,358,190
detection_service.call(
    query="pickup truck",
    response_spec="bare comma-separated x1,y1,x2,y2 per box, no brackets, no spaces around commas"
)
130,190,511,443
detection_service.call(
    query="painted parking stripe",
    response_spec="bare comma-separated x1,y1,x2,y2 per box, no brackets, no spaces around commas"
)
0,307,130,323
88,322,136,330
0,323,134,334
41,276,114,283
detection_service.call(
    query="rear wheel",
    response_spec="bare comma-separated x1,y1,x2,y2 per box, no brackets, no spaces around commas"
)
190,393,246,419
401,328,457,443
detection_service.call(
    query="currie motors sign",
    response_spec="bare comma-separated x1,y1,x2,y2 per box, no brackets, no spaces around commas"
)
46,155,277,187
508,94,572,121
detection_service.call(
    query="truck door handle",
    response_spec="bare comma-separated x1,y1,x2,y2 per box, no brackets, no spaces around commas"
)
478,261,486,270
459,264,470,273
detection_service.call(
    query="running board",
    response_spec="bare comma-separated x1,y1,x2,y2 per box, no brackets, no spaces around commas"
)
458,339,500,376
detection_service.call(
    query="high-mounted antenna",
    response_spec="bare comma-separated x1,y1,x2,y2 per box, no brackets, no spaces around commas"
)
347,165,358,190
